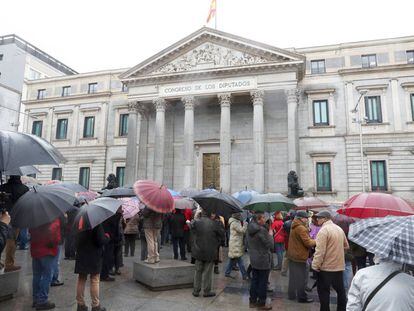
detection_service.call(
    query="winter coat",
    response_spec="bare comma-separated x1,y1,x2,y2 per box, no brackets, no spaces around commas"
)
312,220,349,272
169,212,186,238
124,214,139,235
0,221,9,255
227,216,247,259
0,178,29,213
102,213,123,243
29,218,61,259
246,220,274,270
142,208,162,230
75,224,110,274
271,219,285,243
287,218,316,263
190,215,225,262
347,260,414,311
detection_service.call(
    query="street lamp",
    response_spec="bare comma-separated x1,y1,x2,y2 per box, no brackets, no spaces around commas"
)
351,89,368,192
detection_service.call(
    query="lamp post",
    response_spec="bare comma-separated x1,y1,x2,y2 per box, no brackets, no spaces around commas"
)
351,90,368,192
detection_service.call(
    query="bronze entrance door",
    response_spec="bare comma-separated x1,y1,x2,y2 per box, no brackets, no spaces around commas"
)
202,153,220,190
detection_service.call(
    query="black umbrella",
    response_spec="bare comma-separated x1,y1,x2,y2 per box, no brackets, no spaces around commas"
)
0,130,65,172
100,187,136,198
74,197,122,231
193,191,243,218
11,186,77,228
47,182,88,193
3,165,41,176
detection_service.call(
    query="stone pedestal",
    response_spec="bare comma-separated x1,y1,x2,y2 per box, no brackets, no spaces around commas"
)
133,259,195,291
0,270,19,301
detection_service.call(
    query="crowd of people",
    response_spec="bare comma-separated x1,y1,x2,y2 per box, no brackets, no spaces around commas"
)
1,175,414,311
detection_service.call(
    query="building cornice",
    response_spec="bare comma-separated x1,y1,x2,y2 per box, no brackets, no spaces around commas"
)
338,63,414,76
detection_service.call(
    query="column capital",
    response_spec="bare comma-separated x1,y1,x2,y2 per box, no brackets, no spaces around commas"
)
218,93,231,108
153,98,166,112
285,88,300,103
251,90,264,106
182,95,196,110
128,101,139,113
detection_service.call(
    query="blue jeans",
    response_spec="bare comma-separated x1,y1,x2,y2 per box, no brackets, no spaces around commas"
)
225,257,247,278
343,261,353,293
52,245,61,283
17,228,29,249
274,242,284,269
32,255,56,304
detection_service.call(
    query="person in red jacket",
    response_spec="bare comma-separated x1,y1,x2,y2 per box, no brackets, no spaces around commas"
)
271,212,285,271
29,218,61,310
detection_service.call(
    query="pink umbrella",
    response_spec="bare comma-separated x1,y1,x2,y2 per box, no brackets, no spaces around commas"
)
76,191,98,202
338,192,414,218
133,180,174,214
293,197,329,211
120,197,143,219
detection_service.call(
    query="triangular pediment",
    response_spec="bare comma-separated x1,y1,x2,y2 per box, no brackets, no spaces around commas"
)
120,27,305,81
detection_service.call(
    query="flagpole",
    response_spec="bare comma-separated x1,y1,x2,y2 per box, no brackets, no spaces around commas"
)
215,0,217,29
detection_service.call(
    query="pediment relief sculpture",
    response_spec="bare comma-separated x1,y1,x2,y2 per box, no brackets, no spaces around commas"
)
150,43,273,75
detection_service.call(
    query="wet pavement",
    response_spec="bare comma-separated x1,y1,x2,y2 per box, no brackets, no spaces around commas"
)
0,243,336,310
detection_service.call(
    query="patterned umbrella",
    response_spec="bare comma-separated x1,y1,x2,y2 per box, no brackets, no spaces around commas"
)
244,193,296,213
293,197,329,211
76,191,98,202
120,197,144,219
232,190,259,205
174,197,199,210
133,180,174,214
348,215,414,265
338,192,414,218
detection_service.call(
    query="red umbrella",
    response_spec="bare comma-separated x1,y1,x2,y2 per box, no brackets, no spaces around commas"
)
293,197,329,211
337,192,414,218
133,180,174,214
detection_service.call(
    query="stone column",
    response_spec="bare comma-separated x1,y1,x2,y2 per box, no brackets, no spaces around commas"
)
391,79,402,131
153,98,166,184
125,102,138,186
286,88,300,173
251,90,265,193
219,93,231,193
182,96,195,188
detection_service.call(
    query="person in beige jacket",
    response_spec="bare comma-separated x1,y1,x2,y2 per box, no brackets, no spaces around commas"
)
312,210,349,311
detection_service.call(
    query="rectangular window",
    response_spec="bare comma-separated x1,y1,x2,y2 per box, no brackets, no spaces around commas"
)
370,160,387,191
83,116,95,138
116,167,125,187
364,96,382,123
122,83,128,92
37,89,46,100
119,114,128,136
79,167,90,189
313,100,329,125
316,162,332,192
407,50,414,64
52,168,62,181
361,54,377,68
29,68,41,80
88,83,98,94
56,118,68,139
61,86,71,97
0,54,3,61
311,59,326,74
31,120,43,137
411,94,414,121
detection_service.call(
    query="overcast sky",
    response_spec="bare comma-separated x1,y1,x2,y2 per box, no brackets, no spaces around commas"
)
1,0,413,73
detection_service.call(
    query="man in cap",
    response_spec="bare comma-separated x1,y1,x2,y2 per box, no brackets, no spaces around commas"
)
312,210,349,311
287,210,316,303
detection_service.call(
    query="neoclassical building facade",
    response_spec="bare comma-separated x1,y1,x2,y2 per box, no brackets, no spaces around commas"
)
22,28,414,202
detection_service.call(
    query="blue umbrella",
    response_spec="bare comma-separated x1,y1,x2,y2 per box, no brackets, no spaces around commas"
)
168,188,180,197
232,190,259,205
